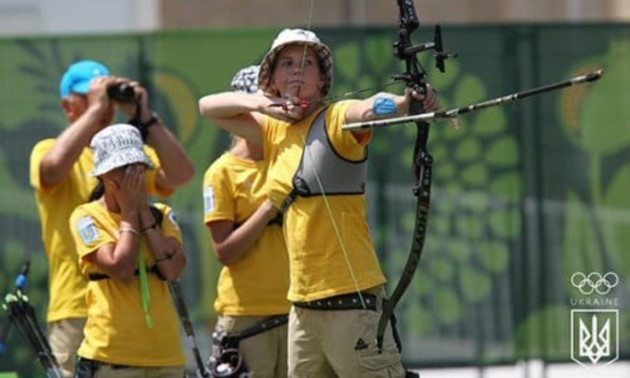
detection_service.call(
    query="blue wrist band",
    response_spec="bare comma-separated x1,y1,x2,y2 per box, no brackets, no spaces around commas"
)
373,97,396,115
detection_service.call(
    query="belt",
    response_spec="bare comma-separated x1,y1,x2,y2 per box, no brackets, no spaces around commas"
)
87,265,162,281
293,292,379,311
76,357,133,375
218,314,289,349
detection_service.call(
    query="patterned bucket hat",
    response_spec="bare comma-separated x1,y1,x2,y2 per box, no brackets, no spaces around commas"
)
257,28,333,97
230,65,260,94
91,124,153,176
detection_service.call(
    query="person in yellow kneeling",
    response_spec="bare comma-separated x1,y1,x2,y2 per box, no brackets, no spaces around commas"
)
69,124,186,377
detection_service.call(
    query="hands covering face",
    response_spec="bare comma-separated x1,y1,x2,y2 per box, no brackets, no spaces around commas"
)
109,164,147,214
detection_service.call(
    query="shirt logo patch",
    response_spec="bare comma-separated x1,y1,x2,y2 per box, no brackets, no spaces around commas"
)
203,186,215,214
77,216,99,245
168,210,180,231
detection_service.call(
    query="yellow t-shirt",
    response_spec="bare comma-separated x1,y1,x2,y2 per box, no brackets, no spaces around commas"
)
68,202,185,366
30,138,169,322
261,101,386,302
203,152,290,315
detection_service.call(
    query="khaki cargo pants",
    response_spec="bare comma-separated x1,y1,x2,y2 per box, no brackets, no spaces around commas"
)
288,287,407,377
214,315,288,378
48,317,86,377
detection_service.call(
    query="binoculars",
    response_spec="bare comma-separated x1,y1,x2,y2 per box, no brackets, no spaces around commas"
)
107,83,136,103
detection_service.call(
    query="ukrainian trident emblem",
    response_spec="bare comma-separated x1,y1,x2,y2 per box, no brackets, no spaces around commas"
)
571,309,619,367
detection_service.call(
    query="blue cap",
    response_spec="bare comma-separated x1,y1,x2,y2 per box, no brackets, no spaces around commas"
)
59,60,110,98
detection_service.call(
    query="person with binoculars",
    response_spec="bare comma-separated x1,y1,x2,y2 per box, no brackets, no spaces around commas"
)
29,60,193,377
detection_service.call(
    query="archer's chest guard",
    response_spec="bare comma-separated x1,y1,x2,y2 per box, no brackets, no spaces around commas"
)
280,107,368,211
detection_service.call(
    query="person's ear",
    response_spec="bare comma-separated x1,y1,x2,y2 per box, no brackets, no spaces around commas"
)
317,78,325,91
62,95,85,121
101,175,114,186
61,97,72,115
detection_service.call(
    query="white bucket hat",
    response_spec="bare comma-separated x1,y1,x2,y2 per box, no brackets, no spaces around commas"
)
91,124,153,177
257,28,333,97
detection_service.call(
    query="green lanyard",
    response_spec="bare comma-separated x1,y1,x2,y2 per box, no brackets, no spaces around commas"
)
138,252,153,328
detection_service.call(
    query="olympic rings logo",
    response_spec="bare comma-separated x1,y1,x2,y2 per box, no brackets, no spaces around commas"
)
570,272,619,295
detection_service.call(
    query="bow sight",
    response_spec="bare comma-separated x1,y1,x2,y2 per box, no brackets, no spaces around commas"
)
392,0,455,91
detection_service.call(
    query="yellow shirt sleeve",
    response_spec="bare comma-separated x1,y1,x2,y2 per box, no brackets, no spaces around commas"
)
326,100,372,160
143,146,173,198
202,156,236,224
156,203,183,243
69,205,117,274
29,139,55,191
